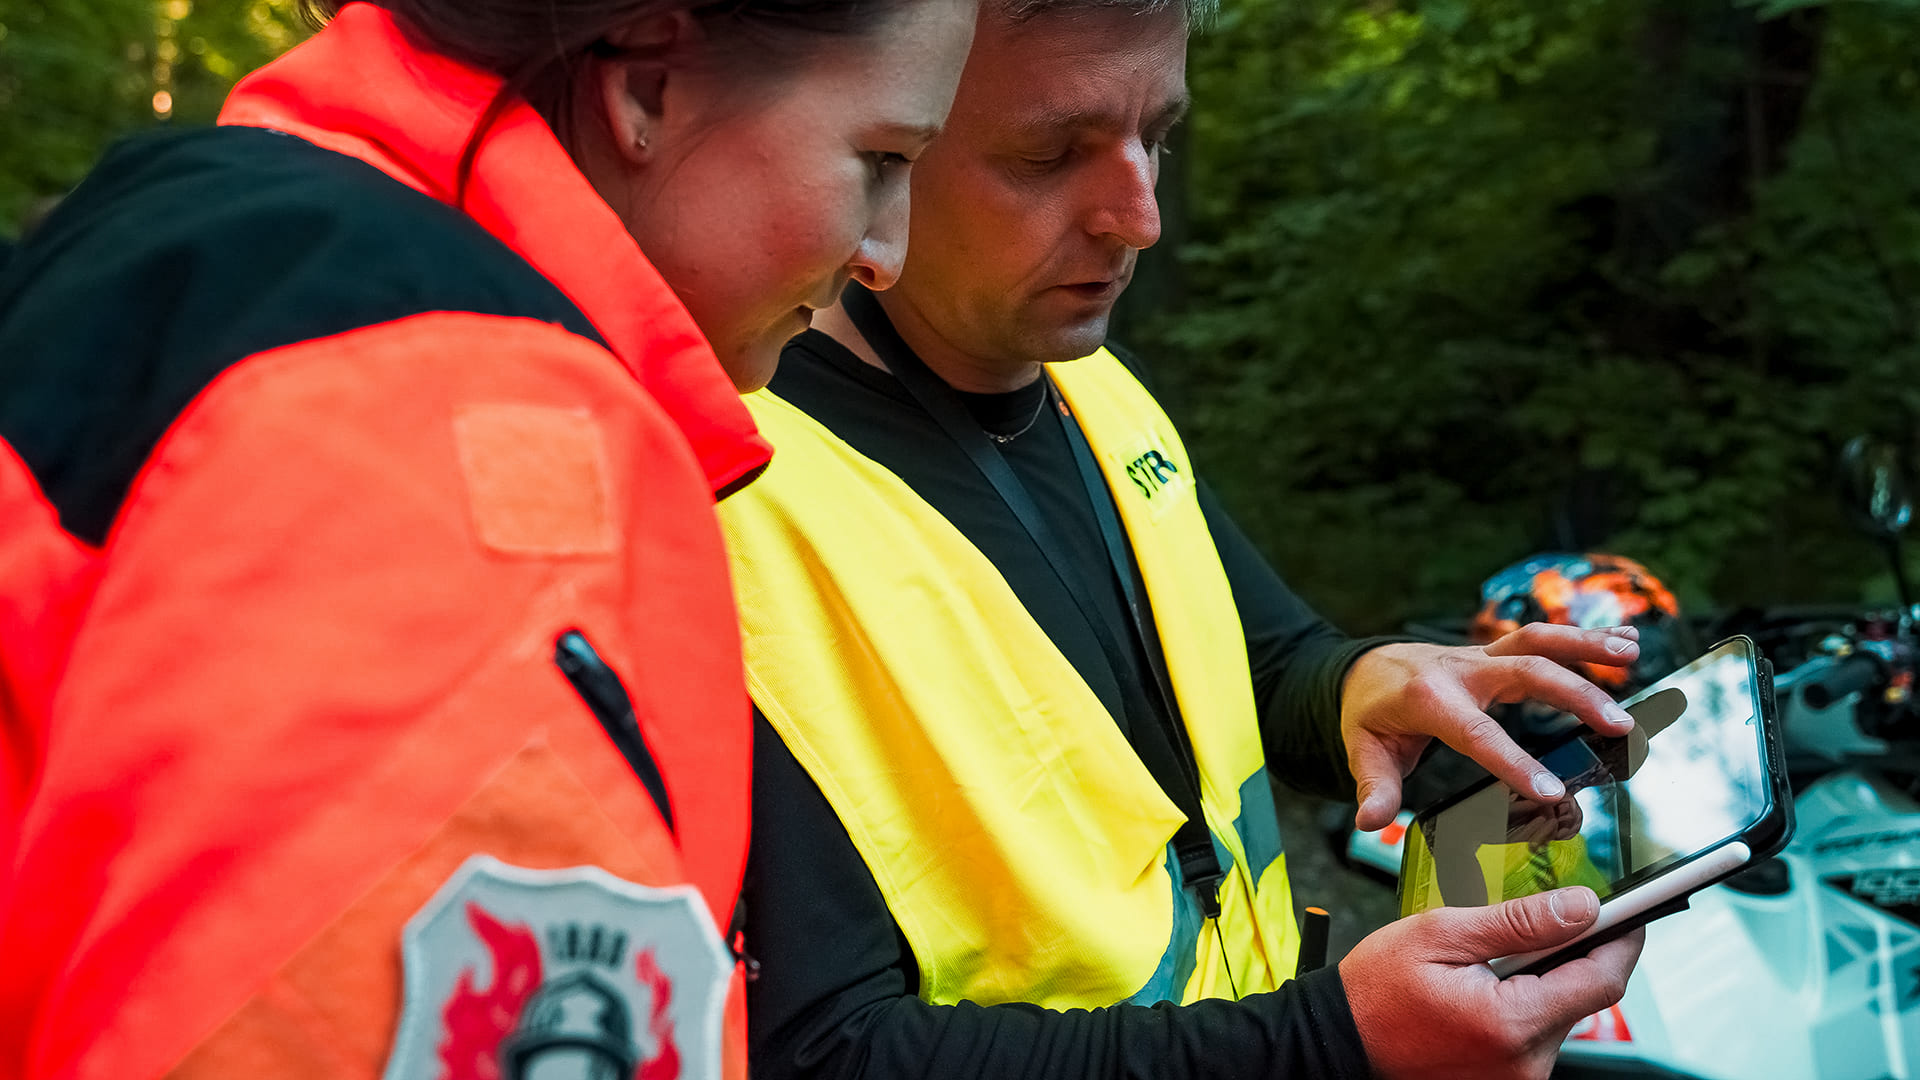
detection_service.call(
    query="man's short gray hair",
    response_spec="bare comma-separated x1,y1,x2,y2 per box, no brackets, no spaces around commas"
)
996,0,1214,29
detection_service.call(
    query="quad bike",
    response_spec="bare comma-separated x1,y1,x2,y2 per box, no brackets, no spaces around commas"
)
1336,438,1920,1080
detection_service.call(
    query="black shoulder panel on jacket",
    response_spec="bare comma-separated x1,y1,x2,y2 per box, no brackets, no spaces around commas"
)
0,125,607,545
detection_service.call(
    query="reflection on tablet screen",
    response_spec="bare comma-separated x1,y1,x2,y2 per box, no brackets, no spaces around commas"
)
1401,638,1768,914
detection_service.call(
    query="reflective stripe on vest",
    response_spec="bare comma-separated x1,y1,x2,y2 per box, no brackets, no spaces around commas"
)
720,349,1300,1008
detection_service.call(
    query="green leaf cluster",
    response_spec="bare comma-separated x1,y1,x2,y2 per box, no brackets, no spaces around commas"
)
0,0,304,232
1156,0,1920,632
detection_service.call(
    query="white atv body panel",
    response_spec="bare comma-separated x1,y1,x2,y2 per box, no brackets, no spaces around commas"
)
1558,770,1920,1080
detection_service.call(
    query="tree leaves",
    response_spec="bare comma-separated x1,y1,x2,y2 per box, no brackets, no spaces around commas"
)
1157,0,1920,632
0,0,304,232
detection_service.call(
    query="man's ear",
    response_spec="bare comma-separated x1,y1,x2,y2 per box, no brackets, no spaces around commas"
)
593,10,700,168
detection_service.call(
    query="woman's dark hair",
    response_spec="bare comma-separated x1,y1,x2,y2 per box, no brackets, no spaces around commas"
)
297,0,916,195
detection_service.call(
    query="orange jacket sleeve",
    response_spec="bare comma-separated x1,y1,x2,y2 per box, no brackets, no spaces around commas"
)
0,313,751,1080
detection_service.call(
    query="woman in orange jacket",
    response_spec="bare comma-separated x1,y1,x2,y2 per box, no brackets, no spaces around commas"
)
0,0,971,1076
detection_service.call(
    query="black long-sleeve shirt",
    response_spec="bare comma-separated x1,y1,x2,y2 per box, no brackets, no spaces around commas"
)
743,330,1381,1080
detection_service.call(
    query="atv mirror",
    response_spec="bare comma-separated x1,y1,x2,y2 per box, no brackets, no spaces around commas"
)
1840,436,1914,542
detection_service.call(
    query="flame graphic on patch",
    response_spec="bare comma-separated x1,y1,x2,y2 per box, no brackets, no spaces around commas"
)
438,903,543,1080
635,947,681,1080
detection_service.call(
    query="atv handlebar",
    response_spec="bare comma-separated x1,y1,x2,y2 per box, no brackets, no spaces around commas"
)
1802,653,1884,710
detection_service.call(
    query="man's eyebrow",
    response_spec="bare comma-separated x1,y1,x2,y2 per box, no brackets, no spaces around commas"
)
1012,93,1194,139
1009,106,1105,139
1152,93,1193,130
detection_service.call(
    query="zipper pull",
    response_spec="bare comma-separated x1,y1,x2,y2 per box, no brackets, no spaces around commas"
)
555,629,676,834
728,896,760,981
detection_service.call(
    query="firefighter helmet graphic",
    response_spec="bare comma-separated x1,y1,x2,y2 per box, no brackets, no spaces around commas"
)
384,856,730,1080
502,971,636,1080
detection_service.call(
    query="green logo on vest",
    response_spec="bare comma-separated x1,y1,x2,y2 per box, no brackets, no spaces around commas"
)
1126,450,1182,499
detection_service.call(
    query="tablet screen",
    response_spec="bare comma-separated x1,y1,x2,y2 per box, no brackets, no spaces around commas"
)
1399,637,1770,915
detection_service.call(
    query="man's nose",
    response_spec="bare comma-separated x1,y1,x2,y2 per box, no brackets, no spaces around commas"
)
1083,142,1162,251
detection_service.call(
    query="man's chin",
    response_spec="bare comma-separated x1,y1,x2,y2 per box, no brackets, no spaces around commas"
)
1017,312,1113,367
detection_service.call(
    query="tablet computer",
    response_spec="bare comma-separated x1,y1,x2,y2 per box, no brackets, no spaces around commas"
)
1396,634,1794,977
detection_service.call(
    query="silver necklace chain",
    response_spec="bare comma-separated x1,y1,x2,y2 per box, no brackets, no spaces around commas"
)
986,384,1051,445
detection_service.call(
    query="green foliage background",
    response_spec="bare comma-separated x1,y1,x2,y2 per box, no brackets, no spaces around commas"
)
0,0,303,228
1136,0,1920,631
5,0,1917,633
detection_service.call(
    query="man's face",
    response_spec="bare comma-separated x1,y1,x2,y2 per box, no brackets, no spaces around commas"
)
887,5,1189,369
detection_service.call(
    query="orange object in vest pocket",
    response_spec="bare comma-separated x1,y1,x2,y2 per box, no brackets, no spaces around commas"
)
454,404,619,557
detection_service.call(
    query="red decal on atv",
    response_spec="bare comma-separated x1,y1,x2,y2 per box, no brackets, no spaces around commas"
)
1569,1003,1632,1043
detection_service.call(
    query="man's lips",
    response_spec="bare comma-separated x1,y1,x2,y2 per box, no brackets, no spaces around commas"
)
1054,279,1122,300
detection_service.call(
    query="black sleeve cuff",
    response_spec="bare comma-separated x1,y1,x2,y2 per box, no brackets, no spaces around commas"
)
1274,634,1431,800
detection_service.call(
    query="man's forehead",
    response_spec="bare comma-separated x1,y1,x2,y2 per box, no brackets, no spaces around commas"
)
963,8,1190,132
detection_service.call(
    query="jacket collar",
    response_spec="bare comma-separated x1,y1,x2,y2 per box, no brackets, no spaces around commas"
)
218,2,770,497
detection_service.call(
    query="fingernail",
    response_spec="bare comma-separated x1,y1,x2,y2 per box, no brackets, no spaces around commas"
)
1606,636,1636,656
1609,625,1640,641
1550,888,1594,926
1606,703,1634,728
1534,772,1565,799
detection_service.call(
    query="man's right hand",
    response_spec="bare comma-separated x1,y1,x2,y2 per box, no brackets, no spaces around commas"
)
1338,887,1642,1080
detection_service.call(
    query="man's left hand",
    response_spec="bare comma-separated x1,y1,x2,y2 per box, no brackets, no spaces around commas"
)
1342,624,1641,831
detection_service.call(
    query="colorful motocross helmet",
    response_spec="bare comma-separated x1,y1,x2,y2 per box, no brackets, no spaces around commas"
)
1471,552,1689,699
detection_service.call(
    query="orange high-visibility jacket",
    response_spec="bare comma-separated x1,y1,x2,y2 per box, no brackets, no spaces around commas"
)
0,5,768,1077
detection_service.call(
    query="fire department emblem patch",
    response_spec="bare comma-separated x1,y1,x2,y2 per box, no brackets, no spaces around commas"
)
383,855,731,1080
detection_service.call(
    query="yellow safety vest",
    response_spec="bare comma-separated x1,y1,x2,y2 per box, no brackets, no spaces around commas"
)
720,349,1299,1008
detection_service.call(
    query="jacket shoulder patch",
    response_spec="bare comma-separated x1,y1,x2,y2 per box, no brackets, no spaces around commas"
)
454,404,618,557
385,855,730,1080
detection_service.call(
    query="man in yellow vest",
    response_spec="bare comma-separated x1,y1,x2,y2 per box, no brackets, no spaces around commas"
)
722,0,1644,1076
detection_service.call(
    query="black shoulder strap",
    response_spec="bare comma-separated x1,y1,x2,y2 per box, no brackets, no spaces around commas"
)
840,284,1225,914
1054,396,1225,911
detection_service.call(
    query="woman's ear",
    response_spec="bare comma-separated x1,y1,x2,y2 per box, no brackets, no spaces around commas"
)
593,10,699,167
